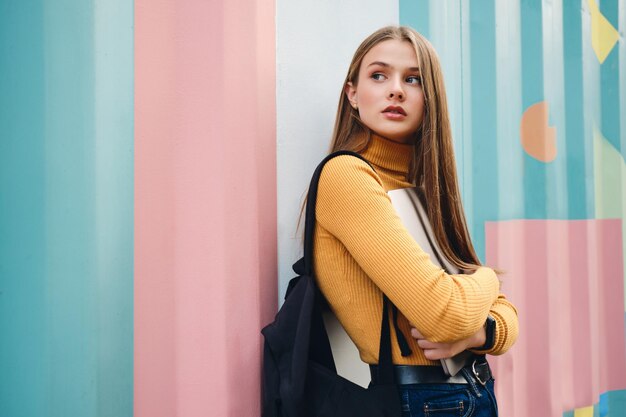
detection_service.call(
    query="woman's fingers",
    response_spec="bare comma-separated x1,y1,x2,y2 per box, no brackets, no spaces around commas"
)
410,328,423,339
418,341,449,356
421,344,455,360
412,327,465,359
415,335,452,359
416,338,437,349
422,349,446,360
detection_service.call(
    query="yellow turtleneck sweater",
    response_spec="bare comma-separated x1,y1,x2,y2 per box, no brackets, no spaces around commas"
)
314,135,518,365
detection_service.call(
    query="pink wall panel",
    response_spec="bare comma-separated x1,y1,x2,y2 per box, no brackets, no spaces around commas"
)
135,1,276,416
486,220,626,417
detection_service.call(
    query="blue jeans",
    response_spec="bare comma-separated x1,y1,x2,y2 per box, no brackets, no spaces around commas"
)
398,369,498,417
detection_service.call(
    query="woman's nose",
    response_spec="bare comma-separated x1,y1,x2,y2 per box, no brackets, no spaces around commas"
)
388,78,404,100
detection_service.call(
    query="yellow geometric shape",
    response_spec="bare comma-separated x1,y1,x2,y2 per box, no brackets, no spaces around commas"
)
588,0,619,64
520,101,557,162
574,406,594,417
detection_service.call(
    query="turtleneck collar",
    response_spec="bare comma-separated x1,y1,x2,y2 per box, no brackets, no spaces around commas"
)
360,134,415,190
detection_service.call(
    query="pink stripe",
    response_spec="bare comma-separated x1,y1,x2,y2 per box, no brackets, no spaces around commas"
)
135,1,276,416
486,220,626,417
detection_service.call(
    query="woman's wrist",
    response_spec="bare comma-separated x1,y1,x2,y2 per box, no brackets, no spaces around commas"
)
471,316,496,350
470,326,487,349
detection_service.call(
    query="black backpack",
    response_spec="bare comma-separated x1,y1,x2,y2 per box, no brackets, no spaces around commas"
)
261,151,403,417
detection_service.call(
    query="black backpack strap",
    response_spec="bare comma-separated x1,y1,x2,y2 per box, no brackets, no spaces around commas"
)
301,150,410,382
377,295,395,384
299,151,372,373
392,303,413,357
302,150,373,276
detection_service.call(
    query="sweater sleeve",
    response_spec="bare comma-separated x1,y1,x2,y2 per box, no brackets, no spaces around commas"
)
471,295,519,356
316,156,500,343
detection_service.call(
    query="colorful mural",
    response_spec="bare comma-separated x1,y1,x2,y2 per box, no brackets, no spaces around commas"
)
2,0,624,416
401,0,626,415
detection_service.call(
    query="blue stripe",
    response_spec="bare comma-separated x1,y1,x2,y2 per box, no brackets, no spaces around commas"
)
42,2,99,415
0,1,133,416
563,0,593,219
468,0,497,260
599,389,626,417
0,2,46,416
400,0,429,38
521,0,547,219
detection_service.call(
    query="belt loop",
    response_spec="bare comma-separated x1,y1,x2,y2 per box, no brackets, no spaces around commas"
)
460,367,482,397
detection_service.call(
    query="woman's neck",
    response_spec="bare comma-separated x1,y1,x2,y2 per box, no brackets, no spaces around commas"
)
360,133,415,190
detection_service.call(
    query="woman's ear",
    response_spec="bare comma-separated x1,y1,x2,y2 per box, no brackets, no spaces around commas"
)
345,82,358,109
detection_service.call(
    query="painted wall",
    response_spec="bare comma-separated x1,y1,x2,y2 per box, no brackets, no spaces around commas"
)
2,0,276,416
134,1,276,417
0,2,134,416
278,0,626,416
275,0,399,386
2,0,625,416
398,0,626,415
276,0,399,297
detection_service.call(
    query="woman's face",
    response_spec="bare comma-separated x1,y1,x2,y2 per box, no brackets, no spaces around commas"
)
346,39,425,144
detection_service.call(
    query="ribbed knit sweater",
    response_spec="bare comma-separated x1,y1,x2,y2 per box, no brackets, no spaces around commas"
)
314,135,519,365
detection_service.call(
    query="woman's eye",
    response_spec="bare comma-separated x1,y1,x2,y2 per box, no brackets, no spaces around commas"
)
371,73,386,81
406,76,422,85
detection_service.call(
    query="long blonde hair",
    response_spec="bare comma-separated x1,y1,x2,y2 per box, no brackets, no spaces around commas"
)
330,26,482,272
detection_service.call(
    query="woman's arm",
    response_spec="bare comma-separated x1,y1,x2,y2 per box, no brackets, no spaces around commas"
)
316,156,500,342
411,295,519,358
470,295,519,356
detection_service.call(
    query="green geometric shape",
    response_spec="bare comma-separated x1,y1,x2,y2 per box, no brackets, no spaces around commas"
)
594,124,626,218
593,124,626,313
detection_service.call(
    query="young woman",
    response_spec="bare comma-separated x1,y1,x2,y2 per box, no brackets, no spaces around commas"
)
312,26,518,416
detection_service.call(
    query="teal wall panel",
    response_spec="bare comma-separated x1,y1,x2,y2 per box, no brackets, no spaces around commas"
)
0,2,46,417
581,0,602,220
0,1,133,416
492,1,525,227
400,0,429,38
42,3,98,413
563,0,591,218
468,0,498,260
521,0,549,219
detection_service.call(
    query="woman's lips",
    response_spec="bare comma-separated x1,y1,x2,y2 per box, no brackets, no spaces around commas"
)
382,111,407,120
382,105,407,120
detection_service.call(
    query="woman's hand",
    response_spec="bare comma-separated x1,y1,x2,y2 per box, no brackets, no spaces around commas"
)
410,327,486,360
